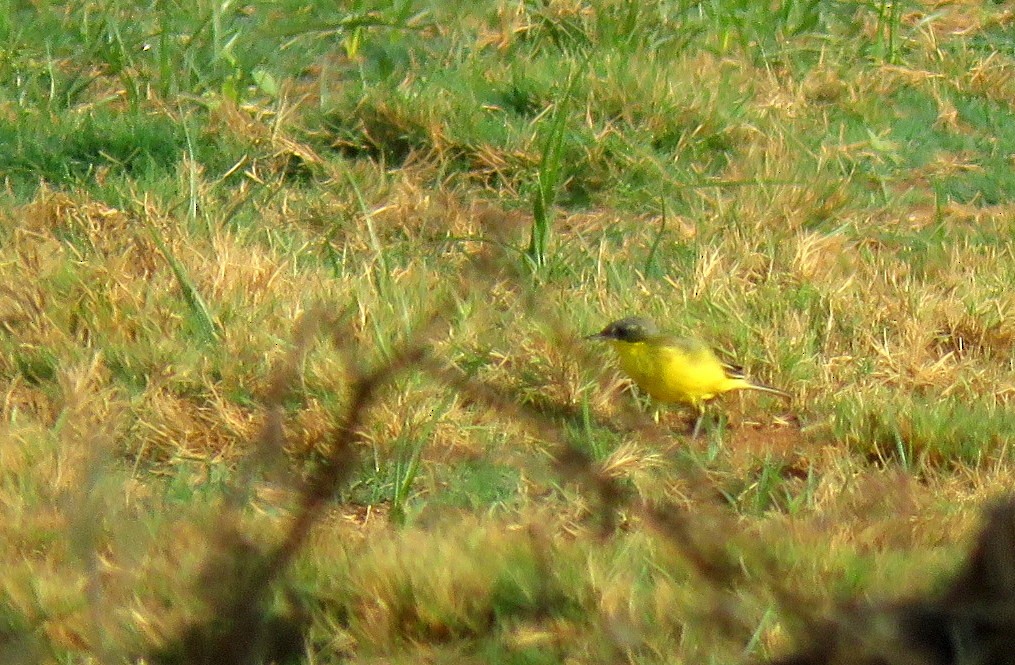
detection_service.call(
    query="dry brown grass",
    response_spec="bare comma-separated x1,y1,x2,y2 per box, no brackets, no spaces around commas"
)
4,157,1015,660
2,1,1015,662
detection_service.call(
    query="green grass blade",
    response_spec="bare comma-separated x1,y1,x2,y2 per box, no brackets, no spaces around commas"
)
525,66,581,271
146,220,220,345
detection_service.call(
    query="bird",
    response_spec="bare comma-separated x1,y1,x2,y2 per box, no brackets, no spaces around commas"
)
587,316,790,437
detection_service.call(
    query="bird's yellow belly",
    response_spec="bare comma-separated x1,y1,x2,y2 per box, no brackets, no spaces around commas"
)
613,341,730,407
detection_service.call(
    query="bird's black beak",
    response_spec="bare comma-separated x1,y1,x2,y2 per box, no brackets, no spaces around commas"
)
584,329,608,341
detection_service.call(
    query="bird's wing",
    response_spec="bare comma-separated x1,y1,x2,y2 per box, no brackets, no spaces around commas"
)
657,335,740,374
655,335,708,355
721,361,746,381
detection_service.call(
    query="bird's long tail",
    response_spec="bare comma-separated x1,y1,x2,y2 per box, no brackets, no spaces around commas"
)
744,381,792,399
722,361,791,399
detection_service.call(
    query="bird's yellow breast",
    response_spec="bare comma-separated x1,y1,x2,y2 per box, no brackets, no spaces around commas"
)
610,338,745,408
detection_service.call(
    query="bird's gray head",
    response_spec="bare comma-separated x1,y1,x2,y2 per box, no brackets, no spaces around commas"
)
587,316,659,343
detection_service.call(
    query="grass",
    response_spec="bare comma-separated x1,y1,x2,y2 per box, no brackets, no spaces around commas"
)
1,0,1014,662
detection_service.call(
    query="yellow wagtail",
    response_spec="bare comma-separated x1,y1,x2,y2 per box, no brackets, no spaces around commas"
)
587,316,790,437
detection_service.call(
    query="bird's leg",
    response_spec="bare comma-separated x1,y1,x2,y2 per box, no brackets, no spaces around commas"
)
690,405,706,439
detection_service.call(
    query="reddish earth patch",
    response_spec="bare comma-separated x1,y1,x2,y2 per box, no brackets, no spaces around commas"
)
723,422,814,478
337,502,390,528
